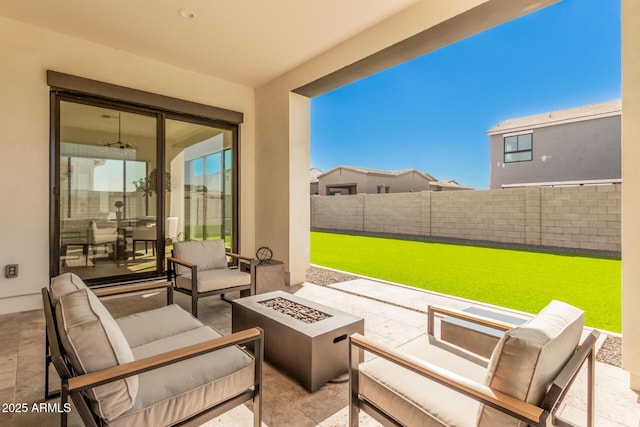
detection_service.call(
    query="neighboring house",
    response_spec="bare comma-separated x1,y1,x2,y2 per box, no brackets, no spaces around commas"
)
310,167,323,195
316,166,472,195
487,100,621,189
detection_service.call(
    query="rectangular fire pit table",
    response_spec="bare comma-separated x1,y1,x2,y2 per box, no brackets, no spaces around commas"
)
232,290,364,392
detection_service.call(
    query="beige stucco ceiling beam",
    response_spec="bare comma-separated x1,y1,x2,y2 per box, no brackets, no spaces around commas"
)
286,0,558,97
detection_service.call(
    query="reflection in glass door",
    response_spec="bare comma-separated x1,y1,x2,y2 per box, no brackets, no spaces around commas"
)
58,101,158,281
165,119,235,251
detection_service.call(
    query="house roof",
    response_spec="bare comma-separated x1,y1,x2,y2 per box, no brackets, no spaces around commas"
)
317,166,472,189
310,168,323,183
486,99,621,135
430,180,473,190
0,0,420,88
317,165,437,182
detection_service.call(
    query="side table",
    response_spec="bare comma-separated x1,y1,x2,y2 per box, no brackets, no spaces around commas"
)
243,260,286,294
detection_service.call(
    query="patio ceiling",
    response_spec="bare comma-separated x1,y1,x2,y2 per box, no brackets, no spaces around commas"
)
0,0,420,88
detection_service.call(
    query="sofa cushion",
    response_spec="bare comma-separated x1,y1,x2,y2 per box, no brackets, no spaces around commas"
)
50,272,89,306
173,240,228,275
477,300,584,427
106,326,255,427
56,290,138,421
176,268,251,293
358,334,486,427
116,304,204,348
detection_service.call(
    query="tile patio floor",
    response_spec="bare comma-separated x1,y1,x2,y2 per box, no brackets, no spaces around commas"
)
1,273,639,426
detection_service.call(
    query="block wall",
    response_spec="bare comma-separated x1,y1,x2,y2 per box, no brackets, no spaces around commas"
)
311,194,364,231
310,184,621,252
540,184,621,252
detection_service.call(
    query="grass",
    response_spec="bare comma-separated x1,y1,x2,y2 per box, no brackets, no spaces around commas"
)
311,231,621,332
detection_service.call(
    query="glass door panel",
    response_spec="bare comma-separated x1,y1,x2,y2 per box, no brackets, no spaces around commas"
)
165,119,235,252
59,101,158,281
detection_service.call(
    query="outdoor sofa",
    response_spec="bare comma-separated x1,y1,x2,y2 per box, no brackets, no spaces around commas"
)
43,272,263,426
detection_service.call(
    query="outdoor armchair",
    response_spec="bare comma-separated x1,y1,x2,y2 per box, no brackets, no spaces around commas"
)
131,217,179,259
349,300,599,427
88,220,118,261
167,239,256,317
43,272,263,427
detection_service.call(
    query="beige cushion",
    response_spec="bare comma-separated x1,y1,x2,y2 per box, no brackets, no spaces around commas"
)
91,220,118,244
477,300,584,427
56,290,138,421
176,268,251,293
50,272,89,305
173,240,228,275
116,304,204,348
359,335,486,426
106,326,255,427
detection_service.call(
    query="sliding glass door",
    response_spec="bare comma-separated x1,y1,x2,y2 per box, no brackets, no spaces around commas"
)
57,100,158,280
165,118,235,248
52,97,238,284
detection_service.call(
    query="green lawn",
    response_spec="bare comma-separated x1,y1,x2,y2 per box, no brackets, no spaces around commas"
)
311,231,621,332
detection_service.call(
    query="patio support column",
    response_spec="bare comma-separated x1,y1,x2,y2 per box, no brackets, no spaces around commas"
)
255,86,310,285
622,0,640,392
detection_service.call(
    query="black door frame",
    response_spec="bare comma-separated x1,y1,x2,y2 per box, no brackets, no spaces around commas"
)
50,92,240,286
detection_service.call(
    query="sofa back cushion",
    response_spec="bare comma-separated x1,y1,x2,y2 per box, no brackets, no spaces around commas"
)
50,272,89,306
477,300,584,427
173,240,228,275
55,289,138,421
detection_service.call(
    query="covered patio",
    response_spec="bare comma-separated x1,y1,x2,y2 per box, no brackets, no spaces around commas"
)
1,0,640,425
3,268,638,426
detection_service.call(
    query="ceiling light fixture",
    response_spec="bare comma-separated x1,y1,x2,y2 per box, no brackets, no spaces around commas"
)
104,112,135,149
177,8,196,19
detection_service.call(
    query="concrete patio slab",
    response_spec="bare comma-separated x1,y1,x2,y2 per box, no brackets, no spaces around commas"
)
1,275,638,426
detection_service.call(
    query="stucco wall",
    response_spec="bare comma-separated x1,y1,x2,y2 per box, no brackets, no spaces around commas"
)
0,16,256,313
490,116,621,189
311,184,621,252
622,0,640,390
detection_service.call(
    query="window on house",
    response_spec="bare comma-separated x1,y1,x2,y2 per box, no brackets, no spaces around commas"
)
504,133,532,162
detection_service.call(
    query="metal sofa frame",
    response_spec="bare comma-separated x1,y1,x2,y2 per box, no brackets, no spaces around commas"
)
42,285,264,427
349,304,600,427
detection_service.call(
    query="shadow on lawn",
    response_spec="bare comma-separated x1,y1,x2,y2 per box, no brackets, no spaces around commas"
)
311,229,621,260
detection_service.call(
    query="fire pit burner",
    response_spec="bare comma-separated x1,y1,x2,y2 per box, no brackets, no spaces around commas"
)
258,297,332,324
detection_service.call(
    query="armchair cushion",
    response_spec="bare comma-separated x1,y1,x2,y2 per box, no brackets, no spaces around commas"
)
359,335,485,426
173,240,228,275
478,300,584,427
50,272,89,305
91,220,118,244
115,304,203,348
55,290,138,421
176,268,251,293
109,326,255,427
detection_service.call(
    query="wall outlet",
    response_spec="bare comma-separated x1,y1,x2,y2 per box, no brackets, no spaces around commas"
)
5,264,18,278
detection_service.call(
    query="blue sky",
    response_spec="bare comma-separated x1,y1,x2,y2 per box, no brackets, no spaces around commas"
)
310,0,621,189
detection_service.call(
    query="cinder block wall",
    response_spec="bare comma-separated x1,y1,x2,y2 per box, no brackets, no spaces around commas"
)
310,184,621,252
431,188,526,244
363,192,424,235
540,184,621,251
311,194,364,231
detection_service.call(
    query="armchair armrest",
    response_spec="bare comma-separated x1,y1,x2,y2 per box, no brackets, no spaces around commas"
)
349,333,544,426
427,304,519,337
92,281,172,298
68,327,264,393
167,256,196,270
226,252,252,262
